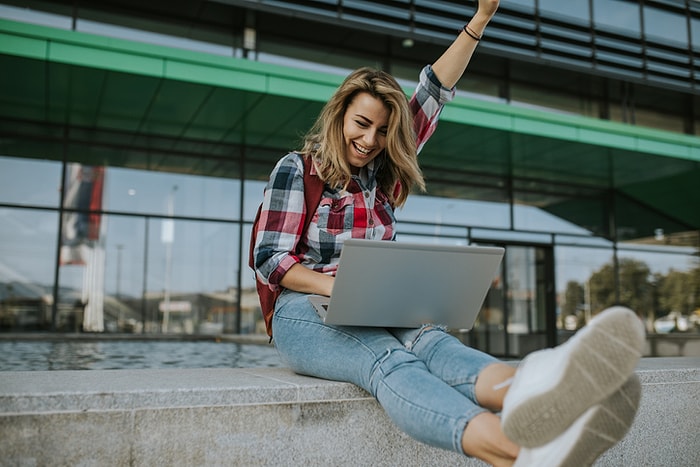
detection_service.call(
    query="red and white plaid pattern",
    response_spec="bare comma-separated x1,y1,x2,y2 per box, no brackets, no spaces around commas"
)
254,65,455,290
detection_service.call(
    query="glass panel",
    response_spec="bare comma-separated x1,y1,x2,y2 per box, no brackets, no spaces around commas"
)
454,75,504,101
539,23,593,59
103,215,146,333
507,246,541,333
542,194,611,239
342,0,410,20
692,16,700,51
106,167,240,221
501,0,535,13
513,203,595,236
585,255,652,326
593,0,641,36
617,245,699,334
0,208,59,331
510,82,599,117
643,5,688,47
594,49,644,70
0,156,62,208
595,35,644,54
400,223,468,241
56,215,242,334
56,213,145,333
0,3,72,29
77,19,233,56
468,254,506,356
391,234,469,247
240,219,260,332
472,229,553,244
614,193,689,243
399,195,511,230
145,218,242,334
539,0,590,23
555,234,614,248
258,36,380,76
468,245,553,358
555,245,614,338
244,179,268,221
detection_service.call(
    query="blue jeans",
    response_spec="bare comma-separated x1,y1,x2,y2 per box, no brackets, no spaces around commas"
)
272,290,499,455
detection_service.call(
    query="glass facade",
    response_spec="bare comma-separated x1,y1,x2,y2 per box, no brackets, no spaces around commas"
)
4,144,696,353
0,0,698,359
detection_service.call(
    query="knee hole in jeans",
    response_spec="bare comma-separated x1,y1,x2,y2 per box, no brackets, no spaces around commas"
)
402,324,447,351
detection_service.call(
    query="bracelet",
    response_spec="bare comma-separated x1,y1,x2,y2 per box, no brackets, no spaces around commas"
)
462,24,481,41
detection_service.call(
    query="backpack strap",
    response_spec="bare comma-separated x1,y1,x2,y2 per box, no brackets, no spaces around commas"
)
249,155,325,338
301,157,325,234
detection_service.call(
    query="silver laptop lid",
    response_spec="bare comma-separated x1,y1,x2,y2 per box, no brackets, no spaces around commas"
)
322,239,504,330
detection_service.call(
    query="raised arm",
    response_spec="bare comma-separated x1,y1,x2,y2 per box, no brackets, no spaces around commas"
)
431,0,499,89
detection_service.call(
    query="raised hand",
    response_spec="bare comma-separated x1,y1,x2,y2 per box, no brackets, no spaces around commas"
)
477,0,500,20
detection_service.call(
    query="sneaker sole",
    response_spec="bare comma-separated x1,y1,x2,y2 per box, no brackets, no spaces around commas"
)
503,307,644,448
557,375,641,467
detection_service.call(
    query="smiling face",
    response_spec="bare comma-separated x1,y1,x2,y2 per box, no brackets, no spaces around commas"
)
342,92,389,174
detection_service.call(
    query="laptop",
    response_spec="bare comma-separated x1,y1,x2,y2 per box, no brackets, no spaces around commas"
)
308,239,504,330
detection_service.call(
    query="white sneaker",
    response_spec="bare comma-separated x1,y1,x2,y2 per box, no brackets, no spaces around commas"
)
514,374,641,467
502,306,645,448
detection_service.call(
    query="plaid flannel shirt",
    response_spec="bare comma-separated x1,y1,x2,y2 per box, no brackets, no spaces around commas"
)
254,64,455,290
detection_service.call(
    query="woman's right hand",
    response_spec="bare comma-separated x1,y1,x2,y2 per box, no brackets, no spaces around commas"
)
477,0,500,19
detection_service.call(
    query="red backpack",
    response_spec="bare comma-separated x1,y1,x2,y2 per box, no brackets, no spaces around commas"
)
248,156,325,338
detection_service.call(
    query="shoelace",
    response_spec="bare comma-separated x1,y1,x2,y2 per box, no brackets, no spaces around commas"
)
493,377,514,391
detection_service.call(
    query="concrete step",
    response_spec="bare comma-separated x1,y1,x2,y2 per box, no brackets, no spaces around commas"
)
1,357,698,466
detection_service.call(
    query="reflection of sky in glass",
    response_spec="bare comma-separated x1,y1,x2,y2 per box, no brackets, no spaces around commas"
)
500,0,535,13
78,19,234,56
0,5,71,29
2,152,697,297
539,0,589,23
0,157,61,207
400,194,592,236
593,0,641,36
1,4,697,299
0,5,235,57
0,208,58,285
644,6,688,46
400,195,510,230
107,167,240,220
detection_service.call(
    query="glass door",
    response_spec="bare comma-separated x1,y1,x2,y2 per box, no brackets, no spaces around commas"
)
462,244,555,358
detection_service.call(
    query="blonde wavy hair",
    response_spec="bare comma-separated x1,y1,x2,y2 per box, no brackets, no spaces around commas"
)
299,67,425,207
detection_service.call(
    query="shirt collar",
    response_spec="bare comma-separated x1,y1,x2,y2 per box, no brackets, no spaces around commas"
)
356,154,385,187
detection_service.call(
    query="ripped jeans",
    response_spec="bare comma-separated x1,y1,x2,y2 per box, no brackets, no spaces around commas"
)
272,290,499,455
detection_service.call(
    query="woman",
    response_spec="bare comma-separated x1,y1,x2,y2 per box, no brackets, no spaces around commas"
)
253,1,645,465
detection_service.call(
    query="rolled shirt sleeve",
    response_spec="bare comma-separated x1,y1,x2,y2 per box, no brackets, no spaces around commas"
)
410,64,456,154
253,153,307,290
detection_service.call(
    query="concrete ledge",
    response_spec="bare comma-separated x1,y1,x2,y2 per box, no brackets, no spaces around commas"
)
1,358,698,466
